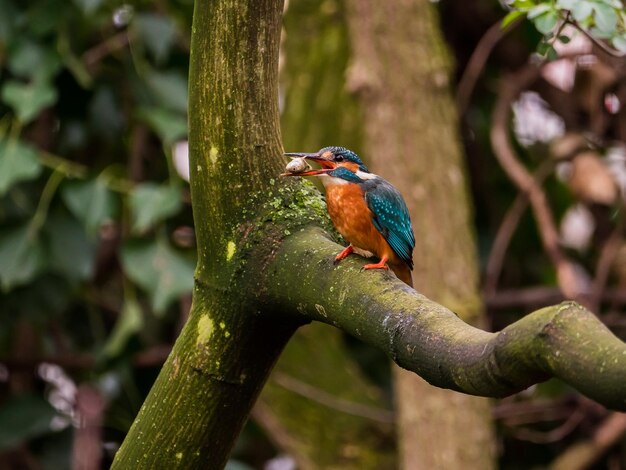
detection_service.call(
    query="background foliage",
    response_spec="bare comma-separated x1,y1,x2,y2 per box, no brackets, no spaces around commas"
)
0,0,625,468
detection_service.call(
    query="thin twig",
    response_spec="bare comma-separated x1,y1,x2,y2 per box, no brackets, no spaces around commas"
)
0,345,171,371
456,17,523,113
590,228,623,313
271,372,395,423
568,21,626,59
83,31,130,70
484,161,554,295
486,286,626,309
508,407,585,444
550,412,626,470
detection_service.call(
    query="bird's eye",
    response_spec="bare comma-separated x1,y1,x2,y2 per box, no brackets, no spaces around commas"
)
335,155,344,162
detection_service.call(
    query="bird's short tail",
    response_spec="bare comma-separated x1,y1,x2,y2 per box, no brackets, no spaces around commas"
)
391,264,413,288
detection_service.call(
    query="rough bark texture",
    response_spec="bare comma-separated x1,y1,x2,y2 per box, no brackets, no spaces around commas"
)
254,2,394,468
344,1,495,468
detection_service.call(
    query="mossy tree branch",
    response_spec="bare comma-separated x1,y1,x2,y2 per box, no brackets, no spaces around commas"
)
265,228,626,410
112,0,626,467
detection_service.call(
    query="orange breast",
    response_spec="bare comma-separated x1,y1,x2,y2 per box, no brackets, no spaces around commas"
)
325,184,399,264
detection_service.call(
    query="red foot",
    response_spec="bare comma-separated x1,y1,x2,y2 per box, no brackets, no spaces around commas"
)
362,256,389,271
334,245,354,264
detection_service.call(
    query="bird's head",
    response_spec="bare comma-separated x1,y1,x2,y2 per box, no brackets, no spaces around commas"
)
283,146,369,178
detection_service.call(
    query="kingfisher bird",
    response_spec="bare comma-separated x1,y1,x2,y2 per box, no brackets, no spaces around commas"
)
283,146,415,287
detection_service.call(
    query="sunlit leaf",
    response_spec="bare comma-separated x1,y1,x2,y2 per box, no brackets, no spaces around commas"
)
0,394,58,450
121,237,194,314
102,297,143,358
0,139,42,195
1,80,57,124
61,178,118,234
511,0,536,8
137,107,187,145
133,13,178,64
129,183,183,234
0,224,46,291
45,209,96,281
502,10,525,29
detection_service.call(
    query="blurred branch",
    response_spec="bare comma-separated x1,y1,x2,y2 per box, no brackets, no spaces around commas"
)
567,20,626,59
490,62,583,300
72,385,105,470
456,18,522,113
590,229,624,313
270,372,394,423
550,412,626,470
83,32,130,73
0,345,171,371
485,286,626,309
507,407,585,444
484,161,554,296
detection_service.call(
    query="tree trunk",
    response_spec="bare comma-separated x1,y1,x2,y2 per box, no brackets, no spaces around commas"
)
344,1,496,468
111,1,299,467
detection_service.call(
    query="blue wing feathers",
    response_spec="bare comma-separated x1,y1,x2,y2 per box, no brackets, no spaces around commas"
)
364,179,415,269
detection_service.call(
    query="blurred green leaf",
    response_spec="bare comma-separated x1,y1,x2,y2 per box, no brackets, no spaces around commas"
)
133,13,178,64
502,10,526,29
129,183,183,234
145,71,188,114
225,460,255,470
556,0,580,8
72,0,103,15
89,87,124,140
0,225,46,291
8,39,62,81
1,79,58,124
511,0,536,8
0,139,43,195
533,10,560,34
0,0,17,42
121,237,194,314
570,1,593,22
102,297,143,358
612,34,626,52
26,0,66,36
45,209,96,281
592,3,618,32
0,394,58,450
137,107,187,145
61,178,118,234
528,3,552,19
38,428,72,470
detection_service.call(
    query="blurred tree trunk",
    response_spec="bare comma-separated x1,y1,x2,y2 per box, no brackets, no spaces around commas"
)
254,2,394,467
345,1,496,468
